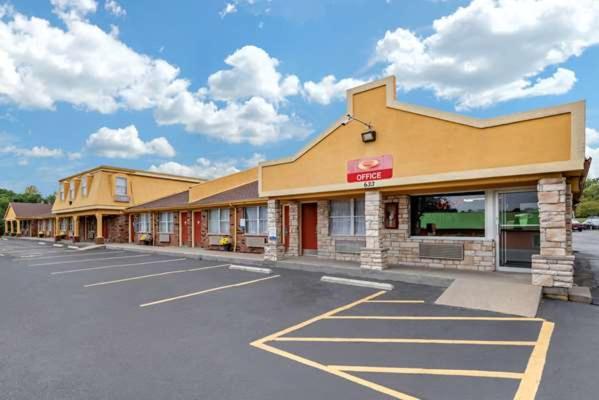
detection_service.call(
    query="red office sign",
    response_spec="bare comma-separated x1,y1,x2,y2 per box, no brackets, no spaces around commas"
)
347,155,393,183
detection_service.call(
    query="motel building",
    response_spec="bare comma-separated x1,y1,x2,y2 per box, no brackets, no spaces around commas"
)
3,202,55,238
126,167,268,253
259,76,591,296
50,166,204,244
1,77,592,297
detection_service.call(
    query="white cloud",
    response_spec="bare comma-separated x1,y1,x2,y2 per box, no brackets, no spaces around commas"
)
587,128,599,148
219,3,237,18
104,0,126,17
0,8,310,145
207,45,300,102
50,0,97,21
0,9,182,113
67,151,82,160
149,153,267,179
586,146,599,179
303,75,366,105
0,145,64,158
155,93,310,145
84,125,176,159
374,0,599,110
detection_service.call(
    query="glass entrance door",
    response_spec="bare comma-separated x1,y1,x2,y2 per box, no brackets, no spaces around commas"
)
498,191,540,270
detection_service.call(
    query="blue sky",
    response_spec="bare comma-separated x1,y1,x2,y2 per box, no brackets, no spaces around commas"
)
1,0,598,195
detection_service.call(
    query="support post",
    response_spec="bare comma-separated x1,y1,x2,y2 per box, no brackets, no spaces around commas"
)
532,178,574,300
72,216,80,242
16,220,21,236
264,199,284,263
95,213,105,244
360,191,389,270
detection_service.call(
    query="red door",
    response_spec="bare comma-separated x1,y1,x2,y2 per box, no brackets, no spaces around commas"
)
181,212,190,246
193,211,202,247
102,216,109,240
130,216,135,243
301,203,318,253
283,205,290,250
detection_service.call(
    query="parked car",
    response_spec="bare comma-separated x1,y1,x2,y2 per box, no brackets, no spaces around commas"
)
572,219,586,232
585,216,599,230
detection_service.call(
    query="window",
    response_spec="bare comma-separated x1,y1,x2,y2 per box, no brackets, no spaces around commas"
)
69,180,75,200
137,213,151,233
329,198,365,236
158,212,174,234
246,206,267,235
115,177,127,196
59,184,65,201
81,177,87,197
410,192,486,237
60,218,68,232
209,208,230,234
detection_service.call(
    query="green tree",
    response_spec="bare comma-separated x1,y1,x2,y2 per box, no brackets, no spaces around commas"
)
576,178,599,218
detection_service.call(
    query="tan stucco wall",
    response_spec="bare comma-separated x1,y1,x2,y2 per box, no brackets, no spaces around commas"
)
4,205,16,221
261,78,585,196
52,168,200,214
189,167,258,203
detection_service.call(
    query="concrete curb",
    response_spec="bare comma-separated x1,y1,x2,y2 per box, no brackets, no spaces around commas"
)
37,242,47,245
105,245,266,267
77,244,106,252
321,276,394,291
67,246,80,250
274,261,453,288
52,244,63,248
229,265,272,274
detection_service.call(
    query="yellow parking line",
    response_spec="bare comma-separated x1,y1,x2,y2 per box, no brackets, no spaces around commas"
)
513,321,555,400
140,274,281,307
330,365,524,380
84,264,229,287
272,337,537,346
325,316,544,321
366,300,425,304
51,258,188,274
253,341,420,400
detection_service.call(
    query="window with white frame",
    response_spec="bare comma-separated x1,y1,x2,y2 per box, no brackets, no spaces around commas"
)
60,218,68,232
115,177,127,196
69,181,75,200
60,184,65,201
329,198,366,236
209,208,230,234
81,177,87,196
137,213,151,233
245,206,267,235
48,220,53,231
158,212,174,234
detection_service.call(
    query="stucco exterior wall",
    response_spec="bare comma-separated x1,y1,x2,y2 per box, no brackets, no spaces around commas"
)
260,77,585,197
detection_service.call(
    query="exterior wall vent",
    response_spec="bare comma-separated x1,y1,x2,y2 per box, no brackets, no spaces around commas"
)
246,236,266,248
335,239,366,254
419,242,464,260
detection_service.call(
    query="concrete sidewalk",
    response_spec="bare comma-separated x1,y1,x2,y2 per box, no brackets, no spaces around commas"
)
105,243,530,288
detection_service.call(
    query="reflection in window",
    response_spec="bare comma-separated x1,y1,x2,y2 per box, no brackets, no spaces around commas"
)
410,192,485,237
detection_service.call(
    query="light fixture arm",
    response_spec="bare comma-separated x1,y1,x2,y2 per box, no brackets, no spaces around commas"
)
343,114,373,130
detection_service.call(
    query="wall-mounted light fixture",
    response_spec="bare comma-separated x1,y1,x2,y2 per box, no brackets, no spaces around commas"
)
341,113,377,143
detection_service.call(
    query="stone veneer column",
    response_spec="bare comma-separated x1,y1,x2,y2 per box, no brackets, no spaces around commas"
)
287,202,300,257
360,191,389,270
532,178,574,297
264,199,284,263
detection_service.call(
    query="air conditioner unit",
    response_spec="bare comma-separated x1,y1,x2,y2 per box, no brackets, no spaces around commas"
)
159,233,170,243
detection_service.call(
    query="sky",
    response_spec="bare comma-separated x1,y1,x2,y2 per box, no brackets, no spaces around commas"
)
1,0,598,196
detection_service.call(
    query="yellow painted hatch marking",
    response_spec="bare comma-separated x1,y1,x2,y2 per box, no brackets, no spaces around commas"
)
330,365,524,380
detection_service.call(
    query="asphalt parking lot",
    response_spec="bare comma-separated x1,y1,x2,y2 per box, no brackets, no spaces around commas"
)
1,238,598,400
